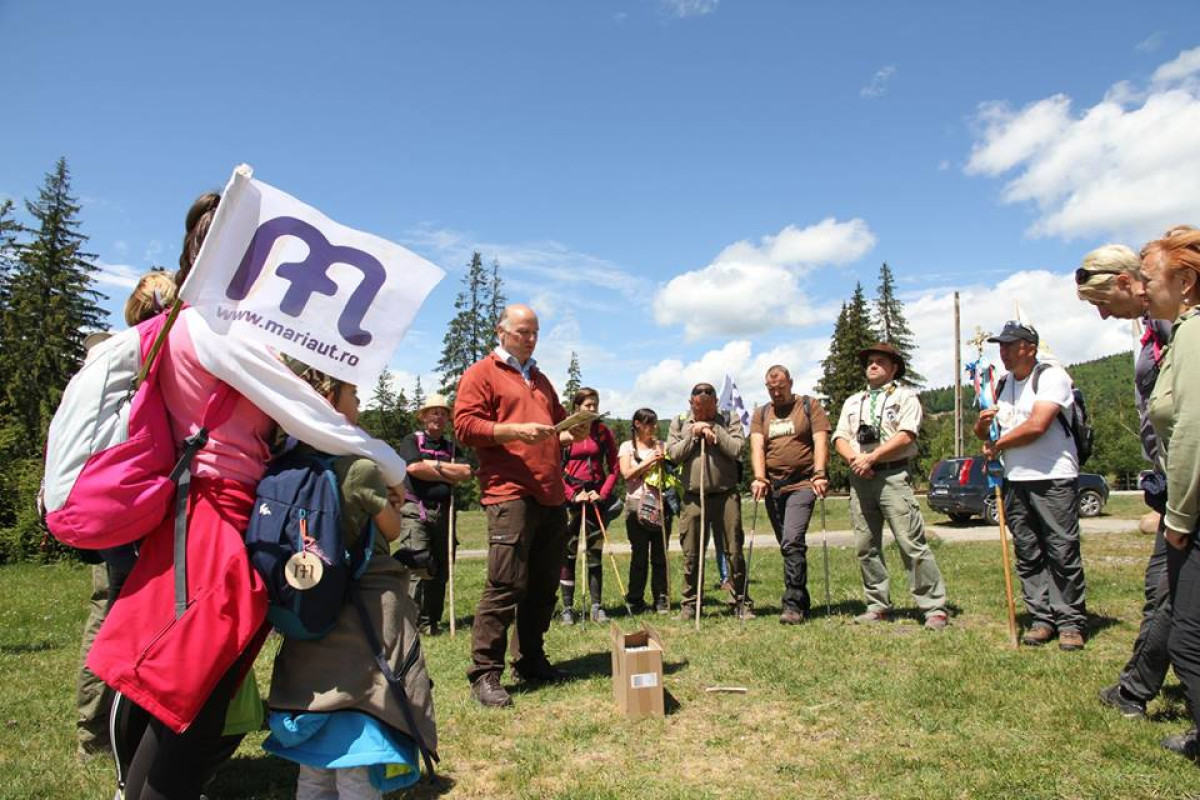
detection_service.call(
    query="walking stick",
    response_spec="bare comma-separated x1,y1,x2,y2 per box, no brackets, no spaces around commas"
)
990,466,1019,649
577,506,589,626
740,498,760,626
592,503,635,617
821,495,831,616
657,462,672,611
696,438,708,630
448,492,457,638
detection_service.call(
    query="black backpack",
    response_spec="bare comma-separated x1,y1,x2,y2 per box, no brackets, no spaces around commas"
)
996,363,1094,466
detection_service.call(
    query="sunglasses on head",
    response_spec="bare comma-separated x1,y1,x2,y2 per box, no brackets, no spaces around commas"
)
1075,267,1123,285
691,386,715,397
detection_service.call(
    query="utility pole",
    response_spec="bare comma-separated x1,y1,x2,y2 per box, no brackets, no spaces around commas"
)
954,292,962,457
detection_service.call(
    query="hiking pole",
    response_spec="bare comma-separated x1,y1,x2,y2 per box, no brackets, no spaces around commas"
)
577,506,588,626
740,498,760,627
448,491,457,638
657,462,672,612
821,495,831,616
696,438,707,630
592,502,635,617
989,463,1019,649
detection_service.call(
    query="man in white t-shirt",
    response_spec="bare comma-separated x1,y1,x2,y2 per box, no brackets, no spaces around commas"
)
974,321,1088,651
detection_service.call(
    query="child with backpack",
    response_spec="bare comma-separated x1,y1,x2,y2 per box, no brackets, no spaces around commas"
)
264,362,438,799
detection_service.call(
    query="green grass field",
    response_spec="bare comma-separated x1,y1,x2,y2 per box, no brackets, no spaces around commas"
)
2,505,1195,799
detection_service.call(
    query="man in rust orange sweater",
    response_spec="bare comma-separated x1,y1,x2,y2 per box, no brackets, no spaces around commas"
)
455,303,575,708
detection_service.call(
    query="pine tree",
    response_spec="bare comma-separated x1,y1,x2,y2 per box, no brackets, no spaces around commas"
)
564,351,582,401
437,251,505,395
817,283,880,416
0,159,105,443
358,367,412,450
873,262,924,385
412,375,426,412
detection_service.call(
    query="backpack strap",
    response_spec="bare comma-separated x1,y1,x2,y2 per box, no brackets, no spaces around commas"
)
349,587,439,780
168,382,240,619
1030,362,1074,438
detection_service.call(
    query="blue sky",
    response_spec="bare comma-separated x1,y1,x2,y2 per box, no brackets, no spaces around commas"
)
3,1,1198,416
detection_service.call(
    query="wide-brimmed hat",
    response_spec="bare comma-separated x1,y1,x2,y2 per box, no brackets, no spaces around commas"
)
858,342,906,379
987,320,1039,346
417,393,452,417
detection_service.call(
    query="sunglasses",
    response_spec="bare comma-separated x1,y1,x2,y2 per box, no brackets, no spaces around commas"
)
691,386,716,397
1075,267,1123,285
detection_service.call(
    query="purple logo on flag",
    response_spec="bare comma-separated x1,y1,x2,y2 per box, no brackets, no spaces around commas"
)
225,216,385,346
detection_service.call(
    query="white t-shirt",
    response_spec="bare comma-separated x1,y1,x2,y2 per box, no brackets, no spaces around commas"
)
619,439,659,502
994,363,1078,481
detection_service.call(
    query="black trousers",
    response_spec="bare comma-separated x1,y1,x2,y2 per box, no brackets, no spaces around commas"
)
626,511,669,606
1167,530,1200,732
1118,522,1173,703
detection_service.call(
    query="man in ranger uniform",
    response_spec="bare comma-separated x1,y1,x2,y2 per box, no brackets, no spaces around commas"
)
832,343,949,630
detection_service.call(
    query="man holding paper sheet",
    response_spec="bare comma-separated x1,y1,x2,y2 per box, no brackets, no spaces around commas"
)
454,304,582,708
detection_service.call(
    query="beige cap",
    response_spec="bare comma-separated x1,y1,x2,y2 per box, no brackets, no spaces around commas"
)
417,393,452,417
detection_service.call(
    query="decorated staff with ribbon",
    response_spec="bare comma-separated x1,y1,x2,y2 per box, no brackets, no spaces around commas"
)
666,382,751,623
973,321,1088,651
832,343,949,630
396,394,474,637
965,327,1020,648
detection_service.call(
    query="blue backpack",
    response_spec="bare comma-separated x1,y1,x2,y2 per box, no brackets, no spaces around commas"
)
246,451,374,640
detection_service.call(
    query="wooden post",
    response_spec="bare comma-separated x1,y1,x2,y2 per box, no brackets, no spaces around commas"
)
696,438,707,630
954,292,963,457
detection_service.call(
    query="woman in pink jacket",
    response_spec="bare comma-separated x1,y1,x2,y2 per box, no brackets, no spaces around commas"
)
88,193,409,800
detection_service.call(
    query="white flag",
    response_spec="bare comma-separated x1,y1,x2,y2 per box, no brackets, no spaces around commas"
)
180,165,444,386
718,374,751,436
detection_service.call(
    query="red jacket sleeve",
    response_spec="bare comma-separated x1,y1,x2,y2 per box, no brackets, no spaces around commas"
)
599,424,619,501
453,361,497,447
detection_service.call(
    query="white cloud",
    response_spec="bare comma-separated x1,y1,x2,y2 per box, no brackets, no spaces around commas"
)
903,270,1134,389
93,260,143,291
1136,31,1166,54
659,0,718,18
860,65,896,99
653,218,874,340
965,46,1200,240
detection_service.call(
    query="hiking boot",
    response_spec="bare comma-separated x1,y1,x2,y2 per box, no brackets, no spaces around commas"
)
418,620,439,637
590,604,608,623
1098,684,1146,719
655,596,670,615
779,608,806,625
1021,624,1055,646
854,609,887,624
513,655,564,684
720,580,737,604
627,600,648,615
1161,729,1199,762
1058,630,1086,651
924,612,949,631
560,607,577,626
678,605,696,621
471,673,513,708
734,603,756,621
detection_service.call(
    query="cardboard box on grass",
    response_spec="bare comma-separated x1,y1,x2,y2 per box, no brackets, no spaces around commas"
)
610,624,665,719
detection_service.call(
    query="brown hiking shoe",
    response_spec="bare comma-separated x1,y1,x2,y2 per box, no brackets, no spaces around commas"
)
512,655,564,684
1021,625,1055,646
854,609,887,624
734,603,756,621
779,608,806,625
678,605,696,621
1058,630,1086,651
471,673,513,708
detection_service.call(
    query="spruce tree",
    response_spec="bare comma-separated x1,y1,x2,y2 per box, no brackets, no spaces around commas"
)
437,251,505,395
873,262,924,385
412,375,426,412
564,351,582,401
817,283,879,416
0,159,105,443
359,367,412,449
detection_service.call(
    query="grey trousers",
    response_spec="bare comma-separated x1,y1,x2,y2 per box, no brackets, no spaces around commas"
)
1003,478,1088,633
849,467,947,616
765,487,816,613
1118,522,1173,703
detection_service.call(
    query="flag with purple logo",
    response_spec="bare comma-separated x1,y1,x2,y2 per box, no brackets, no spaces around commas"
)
180,165,444,385
718,374,751,436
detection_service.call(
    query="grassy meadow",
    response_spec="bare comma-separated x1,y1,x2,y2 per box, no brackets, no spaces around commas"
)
2,502,1196,799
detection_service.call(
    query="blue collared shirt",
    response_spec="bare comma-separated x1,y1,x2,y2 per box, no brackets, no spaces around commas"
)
495,346,537,382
